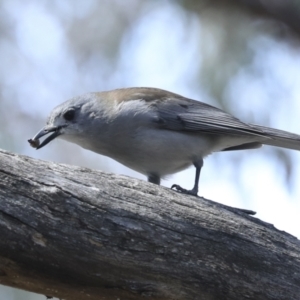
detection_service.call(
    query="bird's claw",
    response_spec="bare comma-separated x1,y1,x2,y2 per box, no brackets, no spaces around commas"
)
171,184,198,196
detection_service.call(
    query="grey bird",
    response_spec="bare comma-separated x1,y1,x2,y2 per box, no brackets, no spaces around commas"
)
28,87,300,196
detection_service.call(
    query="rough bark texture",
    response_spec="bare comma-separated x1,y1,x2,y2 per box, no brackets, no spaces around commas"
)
0,149,299,300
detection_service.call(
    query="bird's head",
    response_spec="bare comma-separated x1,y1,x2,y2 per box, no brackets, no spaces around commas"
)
28,93,110,149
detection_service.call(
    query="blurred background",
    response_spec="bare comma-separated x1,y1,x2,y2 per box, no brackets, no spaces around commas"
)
1,0,300,299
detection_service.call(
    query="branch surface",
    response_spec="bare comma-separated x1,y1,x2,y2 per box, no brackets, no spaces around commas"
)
0,149,299,300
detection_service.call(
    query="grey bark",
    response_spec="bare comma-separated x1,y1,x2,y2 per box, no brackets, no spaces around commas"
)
0,149,299,300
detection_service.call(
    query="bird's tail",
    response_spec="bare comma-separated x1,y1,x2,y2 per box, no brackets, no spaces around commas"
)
251,124,300,151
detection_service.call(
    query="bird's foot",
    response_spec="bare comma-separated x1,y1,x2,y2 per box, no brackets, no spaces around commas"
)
171,184,198,196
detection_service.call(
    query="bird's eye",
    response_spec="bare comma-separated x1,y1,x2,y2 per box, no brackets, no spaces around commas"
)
63,109,75,121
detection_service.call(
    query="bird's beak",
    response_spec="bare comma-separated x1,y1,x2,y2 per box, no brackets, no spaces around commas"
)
28,126,62,149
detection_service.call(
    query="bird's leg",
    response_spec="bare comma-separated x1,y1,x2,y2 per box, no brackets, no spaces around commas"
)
148,174,161,185
171,159,203,196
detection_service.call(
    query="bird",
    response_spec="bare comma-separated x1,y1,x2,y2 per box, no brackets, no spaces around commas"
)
28,87,300,196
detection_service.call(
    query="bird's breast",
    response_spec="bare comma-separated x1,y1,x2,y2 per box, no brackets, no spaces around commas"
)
97,127,215,176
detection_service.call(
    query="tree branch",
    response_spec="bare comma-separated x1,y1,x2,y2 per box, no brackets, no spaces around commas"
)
185,0,300,35
0,149,299,300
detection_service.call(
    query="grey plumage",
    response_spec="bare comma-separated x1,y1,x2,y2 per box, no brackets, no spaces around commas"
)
28,87,300,196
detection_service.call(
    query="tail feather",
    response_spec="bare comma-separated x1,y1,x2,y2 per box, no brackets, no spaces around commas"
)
251,124,300,151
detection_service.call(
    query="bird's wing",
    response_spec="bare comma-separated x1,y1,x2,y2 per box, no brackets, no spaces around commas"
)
112,87,300,150
152,96,265,137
